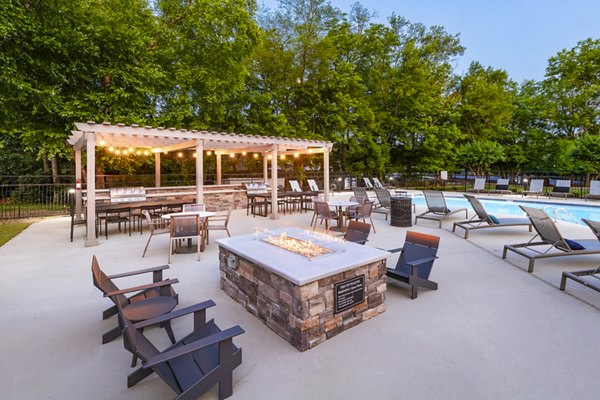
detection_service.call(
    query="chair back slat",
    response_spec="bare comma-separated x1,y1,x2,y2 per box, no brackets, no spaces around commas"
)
352,186,369,200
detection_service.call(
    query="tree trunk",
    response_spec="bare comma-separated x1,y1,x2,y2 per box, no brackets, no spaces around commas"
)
51,154,59,184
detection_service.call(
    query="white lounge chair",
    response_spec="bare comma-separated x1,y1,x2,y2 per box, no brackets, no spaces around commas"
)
466,178,486,193
549,180,573,198
488,178,513,195
372,177,384,189
307,179,321,192
363,177,374,189
523,179,544,197
585,180,600,200
289,180,303,192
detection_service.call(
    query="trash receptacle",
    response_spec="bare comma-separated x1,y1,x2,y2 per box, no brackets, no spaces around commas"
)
390,196,412,227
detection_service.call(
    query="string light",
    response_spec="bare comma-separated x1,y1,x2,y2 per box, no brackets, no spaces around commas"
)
242,151,247,156
206,151,212,156
229,152,235,158
115,149,121,155
108,147,114,152
128,147,134,152
253,153,259,159
143,150,149,156
178,152,183,158
294,153,299,158
122,150,128,155
136,150,141,155
280,154,286,160
193,152,197,158
99,139,106,146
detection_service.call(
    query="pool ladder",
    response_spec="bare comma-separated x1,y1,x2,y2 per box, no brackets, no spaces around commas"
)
542,205,579,224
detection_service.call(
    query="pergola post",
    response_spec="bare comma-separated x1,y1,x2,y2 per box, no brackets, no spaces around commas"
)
324,147,330,201
196,140,204,204
216,150,222,185
154,152,161,187
74,148,83,221
85,132,99,247
270,146,279,219
263,154,268,183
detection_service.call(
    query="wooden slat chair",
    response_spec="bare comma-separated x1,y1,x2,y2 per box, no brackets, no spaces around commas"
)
116,299,244,400
385,231,440,299
91,256,179,365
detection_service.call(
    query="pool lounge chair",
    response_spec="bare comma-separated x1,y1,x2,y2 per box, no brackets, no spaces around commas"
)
307,179,321,192
453,194,532,239
585,180,600,200
488,178,513,195
549,180,573,198
502,207,600,272
466,178,487,193
415,190,468,228
363,177,374,189
523,179,545,197
372,177,384,189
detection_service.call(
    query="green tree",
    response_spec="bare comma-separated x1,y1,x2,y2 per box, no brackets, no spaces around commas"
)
455,140,506,177
543,38,600,138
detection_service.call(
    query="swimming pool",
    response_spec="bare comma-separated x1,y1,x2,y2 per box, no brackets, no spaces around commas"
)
411,195,600,225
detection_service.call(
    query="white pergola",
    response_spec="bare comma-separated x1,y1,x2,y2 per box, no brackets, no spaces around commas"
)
68,121,334,247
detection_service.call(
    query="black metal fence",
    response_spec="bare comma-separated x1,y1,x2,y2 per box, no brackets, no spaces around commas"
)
0,172,592,220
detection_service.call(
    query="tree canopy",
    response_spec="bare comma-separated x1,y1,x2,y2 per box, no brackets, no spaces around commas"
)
1,0,600,178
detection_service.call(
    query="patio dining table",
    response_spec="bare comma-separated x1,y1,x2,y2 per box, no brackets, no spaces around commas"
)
327,200,358,232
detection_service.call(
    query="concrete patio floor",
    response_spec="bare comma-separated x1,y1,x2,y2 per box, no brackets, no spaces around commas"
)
1,191,599,400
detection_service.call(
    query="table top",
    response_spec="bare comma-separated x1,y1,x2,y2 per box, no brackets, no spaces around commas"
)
162,211,216,219
216,227,389,285
327,200,358,207
123,296,177,321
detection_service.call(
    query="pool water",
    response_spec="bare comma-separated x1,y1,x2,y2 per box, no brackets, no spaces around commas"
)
411,195,600,225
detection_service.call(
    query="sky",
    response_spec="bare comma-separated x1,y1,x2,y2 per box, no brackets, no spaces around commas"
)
259,0,600,83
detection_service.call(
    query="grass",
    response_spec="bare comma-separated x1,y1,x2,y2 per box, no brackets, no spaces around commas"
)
0,222,32,247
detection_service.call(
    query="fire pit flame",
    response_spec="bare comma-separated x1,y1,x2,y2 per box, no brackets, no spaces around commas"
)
262,232,333,259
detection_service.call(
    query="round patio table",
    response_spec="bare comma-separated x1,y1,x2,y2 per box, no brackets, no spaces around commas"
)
327,200,358,232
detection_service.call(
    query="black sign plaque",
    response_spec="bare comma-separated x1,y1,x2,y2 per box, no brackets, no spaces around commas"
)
334,275,365,314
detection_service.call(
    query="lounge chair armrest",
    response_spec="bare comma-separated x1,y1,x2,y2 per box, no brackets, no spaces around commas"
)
133,300,216,329
104,278,179,297
107,264,170,279
405,256,438,267
143,325,245,368
382,247,403,253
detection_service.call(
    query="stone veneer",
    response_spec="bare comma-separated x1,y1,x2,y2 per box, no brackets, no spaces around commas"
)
219,247,387,351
